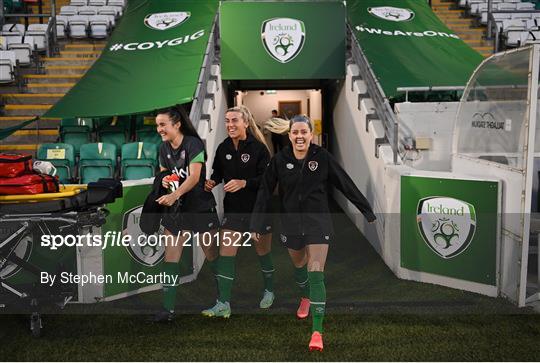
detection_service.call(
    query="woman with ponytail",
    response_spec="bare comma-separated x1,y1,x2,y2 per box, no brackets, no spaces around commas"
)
152,104,219,322
250,115,376,351
202,105,274,318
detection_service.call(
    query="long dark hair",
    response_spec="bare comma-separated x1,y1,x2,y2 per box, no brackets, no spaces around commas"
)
156,104,207,161
156,104,202,142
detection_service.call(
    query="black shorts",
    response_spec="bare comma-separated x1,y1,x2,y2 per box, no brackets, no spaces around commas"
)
279,233,331,251
221,213,272,234
162,208,220,234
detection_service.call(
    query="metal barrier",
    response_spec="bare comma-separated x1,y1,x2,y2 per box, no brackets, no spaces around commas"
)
190,16,218,129
396,86,466,102
348,25,398,164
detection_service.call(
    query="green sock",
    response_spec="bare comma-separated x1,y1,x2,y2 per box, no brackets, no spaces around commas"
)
217,255,236,303
207,256,219,292
162,262,180,312
294,264,309,298
258,252,275,292
308,271,326,333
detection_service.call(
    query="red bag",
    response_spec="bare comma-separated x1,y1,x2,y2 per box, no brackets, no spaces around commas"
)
0,153,33,178
0,173,59,195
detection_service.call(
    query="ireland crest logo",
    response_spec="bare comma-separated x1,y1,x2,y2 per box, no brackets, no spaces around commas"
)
122,206,164,267
416,197,476,259
0,233,32,279
144,12,191,31
261,18,305,63
368,7,415,22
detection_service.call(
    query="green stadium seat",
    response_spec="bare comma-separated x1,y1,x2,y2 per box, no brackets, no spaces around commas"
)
79,142,117,184
98,127,127,155
37,143,75,184
60,126,90,155
121,142,158,180
136,126,162,146
61,117,95,130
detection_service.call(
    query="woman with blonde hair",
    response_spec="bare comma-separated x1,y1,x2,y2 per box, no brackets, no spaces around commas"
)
202,105,274,317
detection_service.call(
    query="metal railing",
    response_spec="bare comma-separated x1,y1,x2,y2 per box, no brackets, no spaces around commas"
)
396,86,466,102
348,25,398,164
190,16,218,129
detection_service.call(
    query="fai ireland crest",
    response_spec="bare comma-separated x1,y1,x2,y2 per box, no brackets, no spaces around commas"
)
368,7,415,22
123,206,164,267
241,153,250,163
417,197,476,259
144,12,191,31
308,161,318,171
261,18,305,63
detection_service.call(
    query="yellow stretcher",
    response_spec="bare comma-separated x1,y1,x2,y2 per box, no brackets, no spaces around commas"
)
0,179,122,337
0,185,87,204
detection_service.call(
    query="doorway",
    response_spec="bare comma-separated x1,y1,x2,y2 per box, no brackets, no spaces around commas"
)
233,89,323,155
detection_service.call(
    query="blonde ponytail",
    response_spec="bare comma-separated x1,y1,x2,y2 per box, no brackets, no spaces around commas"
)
227,106,270,152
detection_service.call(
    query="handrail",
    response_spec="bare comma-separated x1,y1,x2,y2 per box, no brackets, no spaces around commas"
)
396,86,466,102
190,15,218,130
348,24,398,164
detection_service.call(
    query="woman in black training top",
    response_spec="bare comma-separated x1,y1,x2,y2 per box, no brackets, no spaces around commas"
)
250,115,376,351
153,105,219,322
202,106,274,318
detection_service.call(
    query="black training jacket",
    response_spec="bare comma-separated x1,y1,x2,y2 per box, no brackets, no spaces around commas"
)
250,144,376,236
210,133,271,214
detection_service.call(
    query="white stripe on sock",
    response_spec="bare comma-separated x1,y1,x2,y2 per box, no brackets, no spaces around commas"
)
216,274,234,281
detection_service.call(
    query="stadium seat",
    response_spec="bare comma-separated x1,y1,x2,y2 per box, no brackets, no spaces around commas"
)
97,5,120,17
60,118,95,154
108,0,125,8
0,50,17,83
70,0,88,6
136,127,162,146
60,5,78,16
37,143,76,183
68,15,89,38
98,126,127,155
54,16,69,38
89,15,113,38
26,24,50,52
121,142,158,180
79,142,117,184
2,23,25,36
89,0,106,5
7,35,35,66
78,5,97,15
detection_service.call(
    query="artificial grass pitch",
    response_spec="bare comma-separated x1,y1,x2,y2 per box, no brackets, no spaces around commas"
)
1,200,540,361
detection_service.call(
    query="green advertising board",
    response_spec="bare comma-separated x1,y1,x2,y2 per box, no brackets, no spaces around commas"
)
220,1,345,80
347,0,483,100
44,0,219,119
101,183,192,298
400,176,499,286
